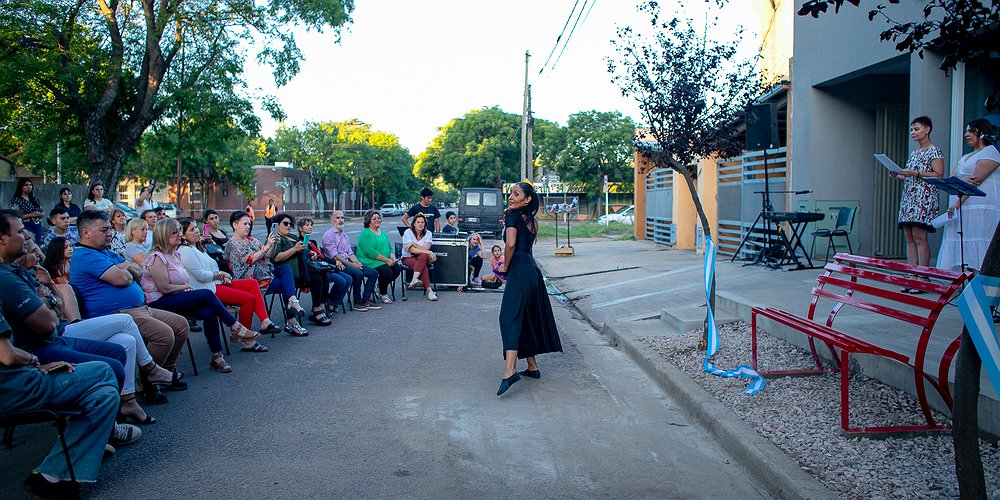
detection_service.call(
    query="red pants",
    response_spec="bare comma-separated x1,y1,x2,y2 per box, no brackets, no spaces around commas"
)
403,253,432,288
215,279,268,328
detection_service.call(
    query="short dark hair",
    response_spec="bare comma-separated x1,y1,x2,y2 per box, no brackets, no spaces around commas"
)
363,209,378,228
911,116,933,131
77,210,109,231
420,187,433,198
49,207,69,219
272,213,295,229
59,187,72,196
230,210,250,228
296,217,314,230
140,209,156,220
202,209,218,222
153,206,165,214
0,209,20,235
445,211,455,219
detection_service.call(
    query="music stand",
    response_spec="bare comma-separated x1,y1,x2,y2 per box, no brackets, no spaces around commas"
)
924,176,987,272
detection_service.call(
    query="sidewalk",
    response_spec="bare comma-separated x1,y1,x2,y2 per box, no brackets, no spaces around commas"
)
533,237,998,496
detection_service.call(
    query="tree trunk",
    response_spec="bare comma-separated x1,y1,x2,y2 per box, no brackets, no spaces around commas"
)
673,159,715,347
953,220,1000,498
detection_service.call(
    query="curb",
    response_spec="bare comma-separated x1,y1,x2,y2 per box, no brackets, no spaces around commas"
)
598,321,838,500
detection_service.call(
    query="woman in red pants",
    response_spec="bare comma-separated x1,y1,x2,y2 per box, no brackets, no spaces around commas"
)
401,212,438,301
176,218,282,336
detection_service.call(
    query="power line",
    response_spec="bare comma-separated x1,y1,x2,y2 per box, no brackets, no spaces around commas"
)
549,0,595,73
539,0,582,75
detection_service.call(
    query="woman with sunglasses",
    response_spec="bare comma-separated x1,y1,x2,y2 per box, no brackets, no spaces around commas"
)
270,213,332,326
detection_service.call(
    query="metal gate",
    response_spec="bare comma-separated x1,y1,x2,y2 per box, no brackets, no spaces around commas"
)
644,167,674,245
872,104,908,258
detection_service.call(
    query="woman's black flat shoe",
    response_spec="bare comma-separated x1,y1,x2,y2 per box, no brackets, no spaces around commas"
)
496,372,521,396
520,369,541,379
260,323,282,335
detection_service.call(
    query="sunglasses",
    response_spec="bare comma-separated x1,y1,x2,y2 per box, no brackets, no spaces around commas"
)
280,221,291,226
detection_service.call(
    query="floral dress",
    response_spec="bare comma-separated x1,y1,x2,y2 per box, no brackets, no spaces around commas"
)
897,146,943,231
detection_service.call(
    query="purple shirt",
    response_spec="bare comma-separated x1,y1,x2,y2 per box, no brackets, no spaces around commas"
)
322,227,353,260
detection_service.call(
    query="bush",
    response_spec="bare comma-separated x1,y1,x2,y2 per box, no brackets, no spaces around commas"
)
536,220,633,239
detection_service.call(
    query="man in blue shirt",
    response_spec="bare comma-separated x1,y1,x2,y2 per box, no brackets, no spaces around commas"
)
71,210,189,389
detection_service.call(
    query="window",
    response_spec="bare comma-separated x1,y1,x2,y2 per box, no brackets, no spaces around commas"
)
483,192,498,206
467,192,481,206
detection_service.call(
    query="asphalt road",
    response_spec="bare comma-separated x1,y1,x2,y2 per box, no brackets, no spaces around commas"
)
2,222,770,499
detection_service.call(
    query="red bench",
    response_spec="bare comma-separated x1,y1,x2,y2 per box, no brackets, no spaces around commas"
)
750,253,971,435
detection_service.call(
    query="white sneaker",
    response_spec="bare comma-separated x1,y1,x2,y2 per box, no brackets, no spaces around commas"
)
109,423,141,446
380,294,393,304
427,290,438,301
471,277,482,286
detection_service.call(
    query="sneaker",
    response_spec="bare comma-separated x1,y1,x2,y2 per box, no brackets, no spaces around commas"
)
352,301,369,312
427,290,438,301
471,277,482,286
104,444,116,459
362,301,382,310
380,294,393,304
109,423,142,446
188,318,203,333
407,279,421,289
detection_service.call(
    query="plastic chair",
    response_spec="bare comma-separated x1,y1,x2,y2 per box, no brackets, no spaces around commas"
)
1,410,79,482
810,207,857,263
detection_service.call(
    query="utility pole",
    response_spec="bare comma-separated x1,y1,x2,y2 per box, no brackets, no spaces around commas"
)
175,16,185,213
520,51,531,182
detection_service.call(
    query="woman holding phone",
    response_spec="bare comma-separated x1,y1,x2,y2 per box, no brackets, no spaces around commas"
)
270,213,332,326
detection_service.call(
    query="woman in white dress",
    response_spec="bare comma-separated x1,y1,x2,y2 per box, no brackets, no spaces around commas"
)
936,118,1000,271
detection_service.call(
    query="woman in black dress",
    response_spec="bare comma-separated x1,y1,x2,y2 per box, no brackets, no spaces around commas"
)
496,182,562,396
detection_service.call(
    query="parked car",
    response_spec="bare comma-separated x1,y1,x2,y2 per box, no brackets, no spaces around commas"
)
114,202,139,219
380,203,405,217
597,205,635,225
457,187,504,236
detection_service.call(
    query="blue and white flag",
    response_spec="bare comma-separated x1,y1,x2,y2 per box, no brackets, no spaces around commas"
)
956,273,1000,395
702,234,766,395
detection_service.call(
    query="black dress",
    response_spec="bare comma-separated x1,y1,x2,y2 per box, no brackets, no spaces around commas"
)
498,210,562,359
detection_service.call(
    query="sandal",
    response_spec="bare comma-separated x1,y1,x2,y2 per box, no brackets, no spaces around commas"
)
210,354,232,373
260,322,282,335
240,341,269,353
287,297,306,317
229,323,260,343
118,394,156,425
285,321,309,337
308,311,332,326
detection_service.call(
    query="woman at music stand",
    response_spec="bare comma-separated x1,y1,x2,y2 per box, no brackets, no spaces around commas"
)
936,118,1000,272
891,116,944,292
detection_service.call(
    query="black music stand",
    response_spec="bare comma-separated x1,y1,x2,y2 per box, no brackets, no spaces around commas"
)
924,176,986,272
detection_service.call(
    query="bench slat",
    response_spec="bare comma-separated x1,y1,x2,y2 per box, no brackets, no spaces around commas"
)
823,263,953,296
755,307,909,363
816,275,942,311
833,253,965,281
812,287,930,327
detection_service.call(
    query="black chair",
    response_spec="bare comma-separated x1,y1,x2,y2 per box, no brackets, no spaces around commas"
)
1,410,79,482
810,206,857,264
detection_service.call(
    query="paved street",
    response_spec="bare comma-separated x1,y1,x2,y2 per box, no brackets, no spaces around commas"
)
2,232,770,498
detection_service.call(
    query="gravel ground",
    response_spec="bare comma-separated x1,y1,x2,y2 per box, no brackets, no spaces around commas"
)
639,321,1000,498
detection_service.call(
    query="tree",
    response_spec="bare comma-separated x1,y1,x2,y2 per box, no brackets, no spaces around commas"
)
415,107,522,189
0,0,354,195
548,110,636,217
609,1,758,336
798,0,1000,110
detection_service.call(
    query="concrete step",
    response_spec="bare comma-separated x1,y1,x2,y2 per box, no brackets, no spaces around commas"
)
660,305,740,334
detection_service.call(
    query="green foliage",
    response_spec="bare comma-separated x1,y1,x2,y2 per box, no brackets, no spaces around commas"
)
546,110,636,208
414,106,521,189
535,220,633,239
0,0,354,191
268,120,418,208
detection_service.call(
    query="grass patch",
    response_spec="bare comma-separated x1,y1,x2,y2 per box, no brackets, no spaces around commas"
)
536,220,634,239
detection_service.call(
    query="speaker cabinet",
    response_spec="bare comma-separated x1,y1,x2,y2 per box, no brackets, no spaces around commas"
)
430,238,470,287
746,103,779,150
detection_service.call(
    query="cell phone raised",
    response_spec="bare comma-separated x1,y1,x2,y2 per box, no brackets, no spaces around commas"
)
270,223,278,235
302,233,311,249
203,223,211,237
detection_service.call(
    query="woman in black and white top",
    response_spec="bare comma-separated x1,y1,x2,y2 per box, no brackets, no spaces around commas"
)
10,177,44,243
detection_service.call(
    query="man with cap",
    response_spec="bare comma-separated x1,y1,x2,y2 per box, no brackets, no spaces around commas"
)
402,187,442,233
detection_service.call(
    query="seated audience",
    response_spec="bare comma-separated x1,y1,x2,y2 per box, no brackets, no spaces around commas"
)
177,217,281,336
123,218,149,264
442,211,459,234
140,209,157,247
71,210,190,394
401,212,438,301
42,207,80,248
140,218,265,373
270,213,331,326
83,182,113,217
43,236,72,284
224,211,309,336
357,210,401,304
467,232,486,286
322,211,381,311
110,208,128,256
482,245,507,285
202,209,232,273
298,217,351,314
0,310,119,498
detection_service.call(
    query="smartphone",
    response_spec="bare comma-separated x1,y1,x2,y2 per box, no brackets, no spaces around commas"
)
203,223,211,237
302,233,311,249
270,223,278,235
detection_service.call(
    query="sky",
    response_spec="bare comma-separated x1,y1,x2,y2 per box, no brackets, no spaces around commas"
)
245,0,759,155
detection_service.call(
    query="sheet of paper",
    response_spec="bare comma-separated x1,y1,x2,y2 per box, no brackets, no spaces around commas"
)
873,154,902,173
930,212,956,229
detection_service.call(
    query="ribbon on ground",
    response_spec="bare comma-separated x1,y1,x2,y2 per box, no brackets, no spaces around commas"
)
702,234,766,395
956,273,1000,395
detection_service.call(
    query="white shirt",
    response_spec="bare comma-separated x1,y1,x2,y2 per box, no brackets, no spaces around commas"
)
401,229,433,258
178,245,221,292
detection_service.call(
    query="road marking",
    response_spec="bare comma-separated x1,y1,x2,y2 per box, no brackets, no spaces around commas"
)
569,264,702,294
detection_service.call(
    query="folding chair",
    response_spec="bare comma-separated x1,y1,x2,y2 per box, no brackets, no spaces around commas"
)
1,410,79,482
394,242,434,300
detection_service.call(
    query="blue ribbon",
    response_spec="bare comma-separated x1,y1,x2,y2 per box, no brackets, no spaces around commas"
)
956,273,1000,395
702,234,766,395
